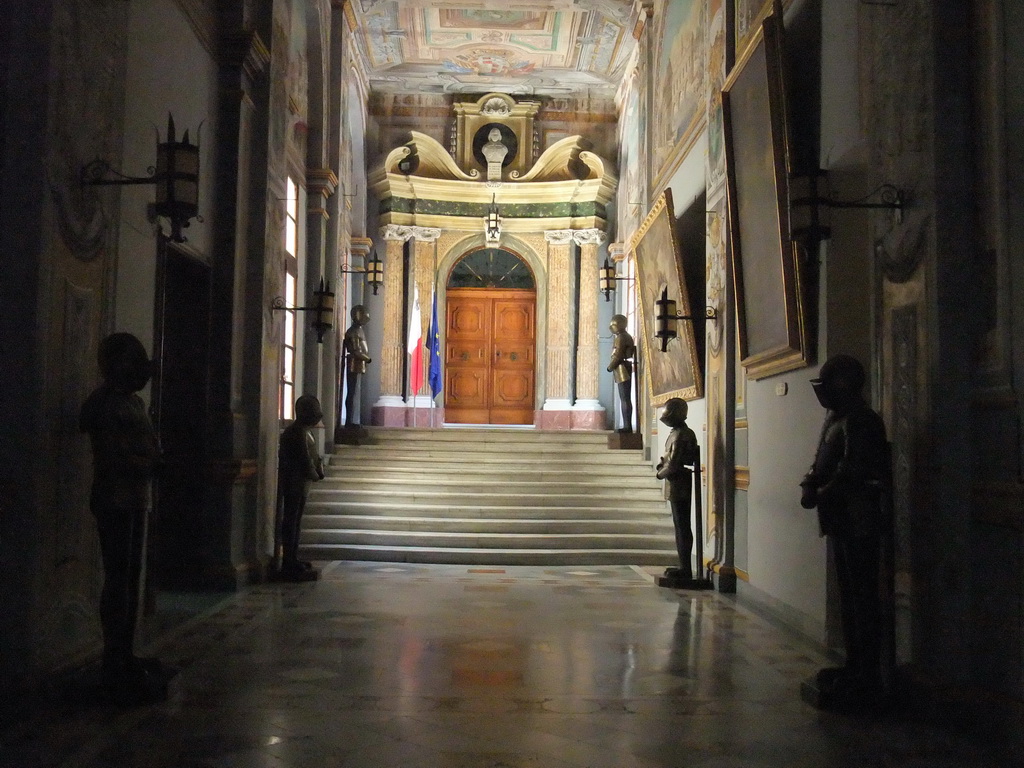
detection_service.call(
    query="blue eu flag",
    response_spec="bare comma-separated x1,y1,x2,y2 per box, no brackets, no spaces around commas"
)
427,290,442,398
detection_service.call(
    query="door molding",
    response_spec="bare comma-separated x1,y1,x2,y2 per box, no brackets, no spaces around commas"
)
436,234,547,412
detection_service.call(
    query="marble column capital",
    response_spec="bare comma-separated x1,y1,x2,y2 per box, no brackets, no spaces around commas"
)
573,228,607,246
408,226,442,243
608,242,628,261
306,168,338,200
350,237,373,258
380,224,413,242
544,229,575,245
220,30,270,80
380,224,442,243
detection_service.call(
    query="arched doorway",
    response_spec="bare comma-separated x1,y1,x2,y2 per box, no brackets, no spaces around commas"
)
444,247,536,425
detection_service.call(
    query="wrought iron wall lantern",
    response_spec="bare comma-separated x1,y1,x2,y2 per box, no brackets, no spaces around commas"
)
485,194,502,243
599,258,635,302
271,276,335,343
654,286,718,353
81,114,200,243
790,170,905,243
339,250,384,296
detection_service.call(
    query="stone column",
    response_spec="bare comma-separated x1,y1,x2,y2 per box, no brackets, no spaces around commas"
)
303,168,338,446
336,236,372,437
348,237,373,305
409,227,441,423
539,229,575,428
572,228,607,429
606,241,629,431
372,224,411,425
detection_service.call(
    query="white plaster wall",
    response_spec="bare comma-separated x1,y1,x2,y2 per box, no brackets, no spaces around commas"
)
739,0,869,639
651,134,710,558
115,1,218,355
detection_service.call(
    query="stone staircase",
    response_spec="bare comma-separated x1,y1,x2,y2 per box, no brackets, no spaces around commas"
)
299,427,678,566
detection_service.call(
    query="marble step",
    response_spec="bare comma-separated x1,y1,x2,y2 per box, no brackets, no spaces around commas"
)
302,514,673,535
304,501,667,520
301,528,675,550
331,448,643,466
307,487,664,507
300,543,678,567
303,427,669,566
350,427,615,444
316,474,663,491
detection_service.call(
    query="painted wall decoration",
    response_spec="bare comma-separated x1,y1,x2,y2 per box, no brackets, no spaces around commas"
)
650,0,707,194
735,0,770,59
633,190,704,404
722,10,809,379
438,10,547,30
617,65,645,241
442,48,537,77
706,0,728,192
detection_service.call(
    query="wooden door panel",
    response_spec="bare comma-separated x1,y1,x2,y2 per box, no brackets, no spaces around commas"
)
493,344,534,368
493,301,534,338
447,369,487,405
491,371,532,406
445,288,535,425
446,342,487,365
449,308,487,336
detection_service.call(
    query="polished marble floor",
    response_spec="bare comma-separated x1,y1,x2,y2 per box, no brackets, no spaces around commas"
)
2,563,1015,768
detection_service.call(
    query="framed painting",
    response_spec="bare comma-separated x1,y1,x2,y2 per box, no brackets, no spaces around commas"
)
632,189,704,404
722,7,809,379
650,0,707,195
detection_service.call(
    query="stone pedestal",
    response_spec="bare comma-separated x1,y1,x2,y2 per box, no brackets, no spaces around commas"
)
608,432,643,450
335,425,369,445
656,567,714,590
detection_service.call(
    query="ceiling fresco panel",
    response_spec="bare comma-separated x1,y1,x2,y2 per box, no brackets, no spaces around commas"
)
349,1,638,96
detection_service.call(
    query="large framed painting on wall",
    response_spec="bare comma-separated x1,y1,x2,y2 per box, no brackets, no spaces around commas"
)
722,7,809,380
633,189,704,404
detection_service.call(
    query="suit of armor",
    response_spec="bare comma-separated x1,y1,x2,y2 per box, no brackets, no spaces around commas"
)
607,314,636,432
801,355,890,703
343,306,371,426
657,398,699,578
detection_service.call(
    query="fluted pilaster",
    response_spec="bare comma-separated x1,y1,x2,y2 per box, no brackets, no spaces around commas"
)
574,230,606,403
543,231,574,407
377,227,408,401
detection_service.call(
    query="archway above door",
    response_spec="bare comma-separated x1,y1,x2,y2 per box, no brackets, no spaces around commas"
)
444,248,536,425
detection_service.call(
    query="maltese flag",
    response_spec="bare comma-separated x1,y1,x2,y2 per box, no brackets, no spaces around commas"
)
408,285,424,395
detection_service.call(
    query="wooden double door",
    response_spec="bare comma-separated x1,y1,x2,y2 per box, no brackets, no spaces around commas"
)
444,288,536,424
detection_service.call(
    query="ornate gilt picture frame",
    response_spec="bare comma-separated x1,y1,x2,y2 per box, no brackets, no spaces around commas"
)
722,8,809,379
633,189,704,404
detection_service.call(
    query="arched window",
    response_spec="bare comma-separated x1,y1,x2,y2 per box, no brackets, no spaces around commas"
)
447,248,535,290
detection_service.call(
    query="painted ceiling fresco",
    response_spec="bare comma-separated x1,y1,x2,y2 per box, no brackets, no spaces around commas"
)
348,1,640,97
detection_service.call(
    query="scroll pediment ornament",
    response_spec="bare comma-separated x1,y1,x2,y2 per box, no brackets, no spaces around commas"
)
481,97,512,117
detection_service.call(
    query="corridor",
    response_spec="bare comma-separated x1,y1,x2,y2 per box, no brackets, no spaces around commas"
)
2,563,1008,768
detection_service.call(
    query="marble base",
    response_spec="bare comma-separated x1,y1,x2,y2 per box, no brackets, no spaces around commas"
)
535,409,572,429
335,425,369,445
801,667,888,712
406,406,443,427
371,404,407,426
571,408,607,430
656,567,714,591
270,566,320,583
608,432,643,450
